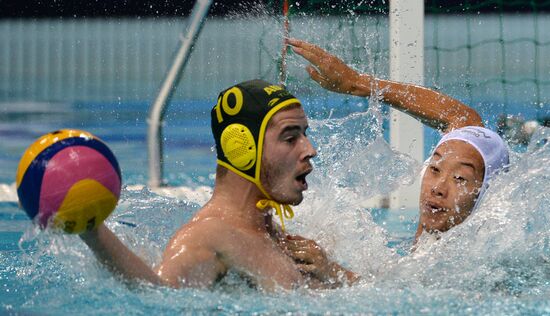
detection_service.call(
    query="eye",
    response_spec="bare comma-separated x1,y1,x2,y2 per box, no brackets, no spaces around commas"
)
284,136,297,143
429,166,439,173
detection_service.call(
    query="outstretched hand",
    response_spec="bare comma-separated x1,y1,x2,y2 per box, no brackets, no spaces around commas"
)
286,38,369,95
286,39,483,133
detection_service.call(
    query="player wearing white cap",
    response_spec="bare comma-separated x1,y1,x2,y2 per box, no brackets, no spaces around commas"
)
286,38,509,243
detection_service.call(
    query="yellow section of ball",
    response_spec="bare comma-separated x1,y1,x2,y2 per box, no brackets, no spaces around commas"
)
16,129,96,187
53,179,117,234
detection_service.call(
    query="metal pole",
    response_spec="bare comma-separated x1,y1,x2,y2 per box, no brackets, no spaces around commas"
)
147,0,213,188
389,0,425,209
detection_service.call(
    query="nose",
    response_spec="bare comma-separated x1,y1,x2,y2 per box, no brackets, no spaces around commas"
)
431,176,448,198
301,136,317,160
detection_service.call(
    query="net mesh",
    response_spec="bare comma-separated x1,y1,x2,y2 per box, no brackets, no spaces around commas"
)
425,0,550,121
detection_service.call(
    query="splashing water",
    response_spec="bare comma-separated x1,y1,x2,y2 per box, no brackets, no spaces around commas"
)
381,127,550,296
2,8,550,314
289,97,419,277
3,125,550,314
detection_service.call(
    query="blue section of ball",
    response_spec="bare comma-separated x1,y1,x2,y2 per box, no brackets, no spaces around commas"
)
17,136,121,221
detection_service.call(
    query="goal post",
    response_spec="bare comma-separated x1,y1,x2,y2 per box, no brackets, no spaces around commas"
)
389,0,425,210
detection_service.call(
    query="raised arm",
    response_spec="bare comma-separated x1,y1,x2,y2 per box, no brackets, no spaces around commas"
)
286,38,483,132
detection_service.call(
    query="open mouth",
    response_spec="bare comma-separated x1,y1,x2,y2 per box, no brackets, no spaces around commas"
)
295,169,312,190
424,201,449,214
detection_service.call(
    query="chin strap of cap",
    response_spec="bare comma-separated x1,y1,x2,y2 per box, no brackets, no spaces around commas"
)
256,200,294,232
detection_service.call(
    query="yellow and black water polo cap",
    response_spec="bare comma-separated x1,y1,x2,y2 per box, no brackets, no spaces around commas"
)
211,79,301,197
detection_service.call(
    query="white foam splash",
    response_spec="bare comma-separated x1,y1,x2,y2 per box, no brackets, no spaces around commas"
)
379,127,550,293
0,183,17,202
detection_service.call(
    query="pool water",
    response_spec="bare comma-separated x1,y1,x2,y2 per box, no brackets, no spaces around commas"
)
1,99,550,314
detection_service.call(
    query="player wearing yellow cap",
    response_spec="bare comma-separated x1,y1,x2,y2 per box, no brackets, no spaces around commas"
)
81,79,358,290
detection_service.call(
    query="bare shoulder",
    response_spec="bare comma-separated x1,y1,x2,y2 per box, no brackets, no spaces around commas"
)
169,216,227,244
156,217,229,287
159,212,303,289
167,214,279,264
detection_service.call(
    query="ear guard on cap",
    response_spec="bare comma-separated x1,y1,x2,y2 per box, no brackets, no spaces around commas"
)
221,124,256,171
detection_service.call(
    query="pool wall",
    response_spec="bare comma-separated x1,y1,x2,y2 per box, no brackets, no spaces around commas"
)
0,15,549,109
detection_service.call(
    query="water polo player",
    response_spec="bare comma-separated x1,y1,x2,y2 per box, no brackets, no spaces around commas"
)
80,79,357,290
286,38,510,243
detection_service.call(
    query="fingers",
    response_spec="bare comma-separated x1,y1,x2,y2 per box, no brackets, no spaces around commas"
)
290,46,320,66
293,39,326,59
285,37,303,47
286,244,326,266
286,38,327,66
286,38,356,94
279,242,293,257
290,250,313,263
285,237,319,249
286,234,306,240
306,65,321,80
281,239,320,261
306,65,332,89
286,37,312,51
296,264,316,274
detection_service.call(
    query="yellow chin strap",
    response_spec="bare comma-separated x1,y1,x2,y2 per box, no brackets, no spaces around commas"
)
256,200,294,232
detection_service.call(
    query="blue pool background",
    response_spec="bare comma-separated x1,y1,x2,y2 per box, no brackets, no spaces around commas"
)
0,14,550,315
1,95,549,314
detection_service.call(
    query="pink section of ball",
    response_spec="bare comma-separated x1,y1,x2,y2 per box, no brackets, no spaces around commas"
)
38,146,121,226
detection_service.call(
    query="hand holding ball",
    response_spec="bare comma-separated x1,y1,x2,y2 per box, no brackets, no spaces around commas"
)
16,129,121,234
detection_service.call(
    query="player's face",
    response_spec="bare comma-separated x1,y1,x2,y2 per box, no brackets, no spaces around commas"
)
260,106,316,205
417,140,484,237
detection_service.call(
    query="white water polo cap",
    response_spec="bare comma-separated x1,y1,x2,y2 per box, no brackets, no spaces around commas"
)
435,126,509,210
